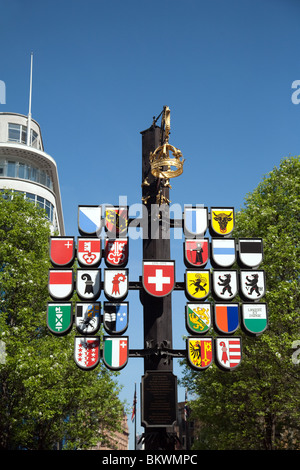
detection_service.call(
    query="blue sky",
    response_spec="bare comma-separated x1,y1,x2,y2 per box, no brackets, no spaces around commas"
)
1,0,300,449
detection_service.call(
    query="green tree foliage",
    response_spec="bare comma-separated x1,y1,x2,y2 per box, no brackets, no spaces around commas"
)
181,157,300,450
0,191,124,449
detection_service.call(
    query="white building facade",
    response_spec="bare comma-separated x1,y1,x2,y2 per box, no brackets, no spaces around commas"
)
0,112,64,234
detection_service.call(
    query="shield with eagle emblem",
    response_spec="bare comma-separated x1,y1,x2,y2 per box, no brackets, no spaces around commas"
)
187,337,213,370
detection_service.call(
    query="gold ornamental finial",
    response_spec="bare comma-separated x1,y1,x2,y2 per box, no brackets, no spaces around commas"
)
149,106,185,180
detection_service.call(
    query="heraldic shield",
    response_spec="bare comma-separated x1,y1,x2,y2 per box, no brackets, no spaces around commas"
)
104,269,129,300
240,270,266,301
50,237,75,267
47,302,73,336
75,302,101,335
74,336,100,371
184,239,209,267
78,205,102,237
48,269,74,300
241,303,268,336
77,238,101,267
186,303,211,335
214,303,239,334
184,206,208,237
211,238,236,268
185,270,210,300
142,261,175,297
105,238,128,267
103,302,129,335
103,336,128,371
187,337,213,370
237,238,263,268
215,337,242,371
212,270,238,300
210,207,234,237
105,206,128,237
76,269,101,301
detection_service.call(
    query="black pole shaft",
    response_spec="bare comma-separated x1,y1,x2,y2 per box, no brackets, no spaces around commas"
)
140,124,175,450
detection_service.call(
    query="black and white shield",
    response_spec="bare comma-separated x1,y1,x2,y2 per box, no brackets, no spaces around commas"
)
76,269,101,301
237,238,263,268
240,270,266,301
75,302,101,334
212,270,238,300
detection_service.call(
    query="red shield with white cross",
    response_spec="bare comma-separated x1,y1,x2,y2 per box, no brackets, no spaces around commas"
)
142,261,175,297
50,237,75,267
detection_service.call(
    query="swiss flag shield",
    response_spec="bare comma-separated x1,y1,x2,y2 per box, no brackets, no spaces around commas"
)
50,237,75,267
142,261,175,297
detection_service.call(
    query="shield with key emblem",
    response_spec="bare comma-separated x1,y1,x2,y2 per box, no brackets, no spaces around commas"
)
105,238,128,267
77,238,101,267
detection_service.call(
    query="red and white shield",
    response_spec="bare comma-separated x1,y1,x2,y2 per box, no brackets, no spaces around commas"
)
74,336,100,370
184,239,209,267
105,238,128,267
50,237,75,267
48,269,74,300
77,238,101,267
143,261,175,297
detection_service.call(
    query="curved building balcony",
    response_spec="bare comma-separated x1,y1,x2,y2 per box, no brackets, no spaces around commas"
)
0,112,65,234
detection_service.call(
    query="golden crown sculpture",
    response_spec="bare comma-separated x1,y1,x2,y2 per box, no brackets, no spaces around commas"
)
149,106,185,180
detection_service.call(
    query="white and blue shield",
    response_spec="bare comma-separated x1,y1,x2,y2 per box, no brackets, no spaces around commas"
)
184,207,208,237
211,238,236,268
78,205,102,236
103,302,129,335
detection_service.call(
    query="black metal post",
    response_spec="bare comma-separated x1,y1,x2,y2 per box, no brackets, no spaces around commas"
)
140,123,177,450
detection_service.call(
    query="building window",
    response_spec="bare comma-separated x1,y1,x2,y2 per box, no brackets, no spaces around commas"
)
8,123,40,149
0,158,53,191
8,123,27,144
7,161,16,177
25,192,54,222
0,190,55,223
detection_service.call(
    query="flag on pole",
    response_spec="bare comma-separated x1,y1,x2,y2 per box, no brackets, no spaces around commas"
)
184,388,190,421
131,386,137,422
